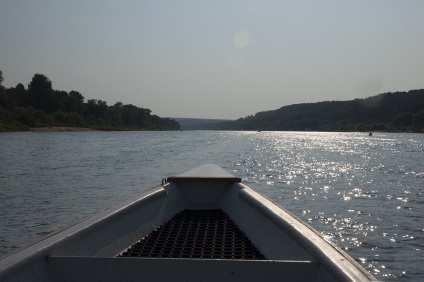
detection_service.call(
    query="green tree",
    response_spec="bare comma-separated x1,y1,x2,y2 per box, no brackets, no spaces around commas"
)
392,112,414,129
6,83,28,107
67,90,85,114
28,74,55,112
414,111,424,130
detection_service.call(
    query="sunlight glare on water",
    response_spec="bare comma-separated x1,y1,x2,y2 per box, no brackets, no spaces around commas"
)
232,131,424,281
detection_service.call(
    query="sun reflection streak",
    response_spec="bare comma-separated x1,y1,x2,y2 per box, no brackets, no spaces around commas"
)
232,131,424,280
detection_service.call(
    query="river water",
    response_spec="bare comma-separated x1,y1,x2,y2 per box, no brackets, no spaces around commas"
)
0,131,423,281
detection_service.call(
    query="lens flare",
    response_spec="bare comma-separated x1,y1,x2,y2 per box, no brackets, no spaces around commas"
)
234,31,250,48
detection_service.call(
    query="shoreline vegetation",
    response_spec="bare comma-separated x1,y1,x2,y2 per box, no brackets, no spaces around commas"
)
196,89,424,132
0,72,180,132
29,127,95,132
1,71,423,133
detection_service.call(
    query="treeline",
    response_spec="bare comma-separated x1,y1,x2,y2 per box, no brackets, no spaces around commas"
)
205,90,424,132
173,118,233,130
0,72,180,131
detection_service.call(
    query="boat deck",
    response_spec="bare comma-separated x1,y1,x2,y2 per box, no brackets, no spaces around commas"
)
118,209,265,260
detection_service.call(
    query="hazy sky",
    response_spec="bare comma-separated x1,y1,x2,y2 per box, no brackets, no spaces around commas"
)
1,1,423,119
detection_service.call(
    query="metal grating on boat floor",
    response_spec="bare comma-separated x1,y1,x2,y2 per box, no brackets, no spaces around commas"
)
118,209,265,260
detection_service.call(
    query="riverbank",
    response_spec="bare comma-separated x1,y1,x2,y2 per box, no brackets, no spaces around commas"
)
30,127,96,132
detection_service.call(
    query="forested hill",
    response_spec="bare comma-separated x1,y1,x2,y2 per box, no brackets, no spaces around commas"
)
206,90,424,132
172,118,233,130
0,72,180,131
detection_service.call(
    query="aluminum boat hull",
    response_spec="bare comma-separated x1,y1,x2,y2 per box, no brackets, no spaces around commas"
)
0,164,376,281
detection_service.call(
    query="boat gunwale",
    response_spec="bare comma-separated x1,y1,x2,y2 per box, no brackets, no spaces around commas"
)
237,184,376,281
0,185,166,268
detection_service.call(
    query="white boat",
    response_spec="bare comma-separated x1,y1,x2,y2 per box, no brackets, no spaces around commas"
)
0,164,376,281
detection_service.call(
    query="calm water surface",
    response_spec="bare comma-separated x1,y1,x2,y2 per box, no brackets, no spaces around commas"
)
0,131,423,281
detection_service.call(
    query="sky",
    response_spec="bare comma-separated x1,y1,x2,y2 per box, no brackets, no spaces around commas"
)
1,1,423,119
